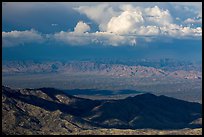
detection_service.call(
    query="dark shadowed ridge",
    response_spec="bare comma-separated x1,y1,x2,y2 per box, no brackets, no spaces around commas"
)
2,85,202,132
2,86,102,116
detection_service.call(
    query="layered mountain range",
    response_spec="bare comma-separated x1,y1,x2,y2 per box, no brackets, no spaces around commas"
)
3,61,202,103
2,86,202,135
2,61,202,80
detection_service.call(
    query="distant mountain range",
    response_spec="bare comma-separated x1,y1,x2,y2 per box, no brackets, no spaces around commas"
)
2,86,202,135
2,61,202,80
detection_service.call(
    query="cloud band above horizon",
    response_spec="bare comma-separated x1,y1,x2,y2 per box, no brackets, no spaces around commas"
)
2,2,202,47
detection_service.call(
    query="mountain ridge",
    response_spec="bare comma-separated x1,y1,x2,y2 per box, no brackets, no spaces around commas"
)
2,61,202,80
2,85,202,135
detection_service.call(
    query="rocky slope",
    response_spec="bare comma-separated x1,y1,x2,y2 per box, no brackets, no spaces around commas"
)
71,128,202,135
2,86,202,135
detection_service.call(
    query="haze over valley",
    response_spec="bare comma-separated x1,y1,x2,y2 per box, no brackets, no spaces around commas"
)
2,59,202,103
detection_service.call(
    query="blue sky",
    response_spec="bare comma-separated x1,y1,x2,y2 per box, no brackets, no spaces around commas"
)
2,2,202,61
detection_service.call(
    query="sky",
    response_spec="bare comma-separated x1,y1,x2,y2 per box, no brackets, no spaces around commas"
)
2,2,202,62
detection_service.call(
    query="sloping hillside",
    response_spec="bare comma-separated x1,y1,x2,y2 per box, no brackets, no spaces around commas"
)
2,86,202,135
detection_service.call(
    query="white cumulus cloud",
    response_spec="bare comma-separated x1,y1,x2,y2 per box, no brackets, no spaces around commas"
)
144,6,173,26
160,24,202,38
74,21,90,33
2,29,44,47
107,9,144,35
184,18,202,24
138,26,160,36
2,3,202,47
53,21,137,46
74,3,119,31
